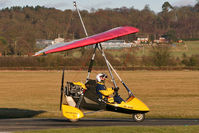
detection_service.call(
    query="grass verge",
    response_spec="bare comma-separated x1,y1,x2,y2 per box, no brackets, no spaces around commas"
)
16,125,199,133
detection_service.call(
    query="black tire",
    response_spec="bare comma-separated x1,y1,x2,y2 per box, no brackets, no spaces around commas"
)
69,119,79,122
133,113,145,122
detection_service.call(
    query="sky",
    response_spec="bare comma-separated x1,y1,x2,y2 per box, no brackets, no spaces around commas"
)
0,0,197,12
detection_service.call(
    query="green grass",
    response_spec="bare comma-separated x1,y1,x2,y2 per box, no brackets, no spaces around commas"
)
170,41,199,57
106,41,199,58
16,125,199,133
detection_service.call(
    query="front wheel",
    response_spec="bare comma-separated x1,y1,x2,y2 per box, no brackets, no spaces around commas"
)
69,119,79,122
133,113,145,122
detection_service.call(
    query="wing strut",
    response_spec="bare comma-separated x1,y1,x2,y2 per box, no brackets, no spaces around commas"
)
86,44,98,82
97,43,134,97
98,44,118,89
77,44,98,108
104,57,134,97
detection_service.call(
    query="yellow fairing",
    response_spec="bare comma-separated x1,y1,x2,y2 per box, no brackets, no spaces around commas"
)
118,96,149,111
108,97,114,103
73,82,87,90
99,88,114,96
62,104,84,120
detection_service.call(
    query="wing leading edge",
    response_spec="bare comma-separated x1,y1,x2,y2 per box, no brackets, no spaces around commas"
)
34,26,139,56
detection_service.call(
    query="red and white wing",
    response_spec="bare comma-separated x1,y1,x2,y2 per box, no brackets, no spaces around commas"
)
34,26,139,56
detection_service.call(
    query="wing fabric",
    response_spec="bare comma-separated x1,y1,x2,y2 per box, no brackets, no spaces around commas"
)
34,26,139,56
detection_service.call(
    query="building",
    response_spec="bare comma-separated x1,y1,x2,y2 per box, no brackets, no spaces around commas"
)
136,37,149,44
53,34,65,44
36,35,65,49
154,37,168,44
159,37,168,43
101,40,132,49
36,39,54,49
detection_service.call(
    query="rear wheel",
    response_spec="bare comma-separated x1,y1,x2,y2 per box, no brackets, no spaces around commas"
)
133,113,145,122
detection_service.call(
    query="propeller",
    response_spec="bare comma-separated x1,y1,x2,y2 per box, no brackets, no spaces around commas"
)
59,67,65,111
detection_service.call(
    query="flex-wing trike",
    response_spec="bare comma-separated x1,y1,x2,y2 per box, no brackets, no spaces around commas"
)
34,26,149,122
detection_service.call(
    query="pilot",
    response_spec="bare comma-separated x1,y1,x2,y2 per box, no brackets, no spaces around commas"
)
96,73,123,103
96,73,114,103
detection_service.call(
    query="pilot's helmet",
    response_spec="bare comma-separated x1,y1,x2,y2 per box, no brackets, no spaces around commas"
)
96,73,108,82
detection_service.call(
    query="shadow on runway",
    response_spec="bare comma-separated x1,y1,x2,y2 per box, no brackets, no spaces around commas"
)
0,108,45,119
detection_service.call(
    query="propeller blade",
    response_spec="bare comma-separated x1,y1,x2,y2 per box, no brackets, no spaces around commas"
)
59,67,65,111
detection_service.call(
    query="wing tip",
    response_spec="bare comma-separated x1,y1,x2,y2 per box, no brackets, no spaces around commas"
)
33,52,46,57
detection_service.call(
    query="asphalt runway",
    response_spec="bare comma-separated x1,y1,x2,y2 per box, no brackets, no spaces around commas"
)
0,118,199,132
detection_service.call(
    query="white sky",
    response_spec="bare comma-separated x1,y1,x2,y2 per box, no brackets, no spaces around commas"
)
0,0,197,12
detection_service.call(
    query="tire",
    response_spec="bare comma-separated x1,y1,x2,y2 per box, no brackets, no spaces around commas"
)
133,113,145,122
69,119,79,122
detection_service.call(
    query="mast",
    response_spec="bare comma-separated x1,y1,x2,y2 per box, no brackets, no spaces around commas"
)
73,1,88,37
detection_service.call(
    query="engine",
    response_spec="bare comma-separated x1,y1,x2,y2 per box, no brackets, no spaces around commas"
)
65,82,84,103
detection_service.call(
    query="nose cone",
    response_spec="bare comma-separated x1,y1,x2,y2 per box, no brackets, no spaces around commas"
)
131,97,150,112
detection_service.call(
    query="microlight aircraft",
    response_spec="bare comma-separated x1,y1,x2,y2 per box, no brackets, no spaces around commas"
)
35,26,149,122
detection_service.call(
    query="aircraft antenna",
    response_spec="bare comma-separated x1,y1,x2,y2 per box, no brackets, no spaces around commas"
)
73,1,88,37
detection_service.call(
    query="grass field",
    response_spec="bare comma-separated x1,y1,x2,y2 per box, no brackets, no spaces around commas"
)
107,41,199,58
0,70,199,119
169,41,199,57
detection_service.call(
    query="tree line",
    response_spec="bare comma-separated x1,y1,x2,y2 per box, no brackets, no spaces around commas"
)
0,2,199,56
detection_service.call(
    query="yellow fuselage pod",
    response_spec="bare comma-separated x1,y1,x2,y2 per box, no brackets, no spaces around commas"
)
107,96,149,113
123,96,149,112
62,104,84,120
